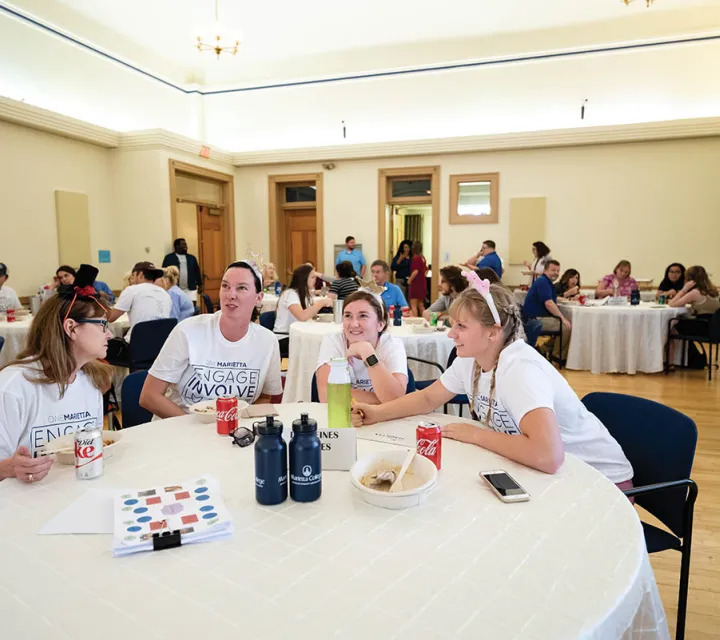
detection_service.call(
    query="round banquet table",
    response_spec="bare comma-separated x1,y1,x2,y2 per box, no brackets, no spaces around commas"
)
513,289,655,305
558,301,688,374
0,404,668,640
0,313,129,367
260,293,280,315
282,321,455,403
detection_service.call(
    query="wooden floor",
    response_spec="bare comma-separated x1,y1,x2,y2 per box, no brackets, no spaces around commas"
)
563,369,720,640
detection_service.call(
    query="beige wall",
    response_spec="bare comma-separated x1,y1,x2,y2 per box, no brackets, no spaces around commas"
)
235,137,720,288
0,121,234,295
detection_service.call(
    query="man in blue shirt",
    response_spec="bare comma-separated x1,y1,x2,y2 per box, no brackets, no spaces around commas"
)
523,260,571,361
371,260,407,310
465,240,503,278
335,236,366,278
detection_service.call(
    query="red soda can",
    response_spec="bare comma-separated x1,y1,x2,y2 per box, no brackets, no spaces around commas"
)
216,396,238,435
579,295,587,306
416,421,442,470
75,427,104,480
6,309,15,322
388,305,395,318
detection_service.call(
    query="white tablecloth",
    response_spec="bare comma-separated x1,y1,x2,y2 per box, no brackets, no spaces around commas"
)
559,301,688,374
0,314,129,367
514,289,655,305
283,322,455,403
0,404,668,640
260,293,280,315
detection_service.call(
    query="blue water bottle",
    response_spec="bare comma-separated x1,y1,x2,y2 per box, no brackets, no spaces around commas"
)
274,281,282,296
393,304,402,326
289,413,322,503
254,416,287,505
630,289,640,306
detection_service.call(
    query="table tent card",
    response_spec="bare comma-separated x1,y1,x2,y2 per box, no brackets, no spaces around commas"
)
112,475,232,557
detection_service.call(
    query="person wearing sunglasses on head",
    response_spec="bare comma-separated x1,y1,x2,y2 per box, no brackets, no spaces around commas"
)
0,265,113,483
140,261,283,418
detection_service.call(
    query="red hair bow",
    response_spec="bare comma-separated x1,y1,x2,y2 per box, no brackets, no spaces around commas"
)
74,285,97,297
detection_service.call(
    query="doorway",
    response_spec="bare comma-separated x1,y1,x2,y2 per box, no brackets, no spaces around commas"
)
269,174,324,283
378,167,440,297
169,161,235,308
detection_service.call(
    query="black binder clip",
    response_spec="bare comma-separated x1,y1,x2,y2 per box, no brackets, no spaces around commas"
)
152,529,182,551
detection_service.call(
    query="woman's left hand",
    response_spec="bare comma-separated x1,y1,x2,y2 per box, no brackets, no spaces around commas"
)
347,341,375,361
682,280,696,292
441,423,479,445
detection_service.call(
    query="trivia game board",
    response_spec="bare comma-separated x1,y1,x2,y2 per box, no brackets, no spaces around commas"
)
112,475,233,557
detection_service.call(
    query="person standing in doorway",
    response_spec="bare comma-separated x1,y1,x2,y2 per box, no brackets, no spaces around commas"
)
408,241,428,317
335,236,366,279
162,238,202,303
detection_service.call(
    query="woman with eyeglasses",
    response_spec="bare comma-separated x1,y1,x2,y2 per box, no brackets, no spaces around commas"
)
0,264,113,483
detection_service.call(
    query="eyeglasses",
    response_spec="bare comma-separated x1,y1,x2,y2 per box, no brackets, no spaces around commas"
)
77,319,109,331
230,426,255,448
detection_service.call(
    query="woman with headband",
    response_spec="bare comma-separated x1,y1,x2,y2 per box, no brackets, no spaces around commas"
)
351,272,633,489
0,264,113,483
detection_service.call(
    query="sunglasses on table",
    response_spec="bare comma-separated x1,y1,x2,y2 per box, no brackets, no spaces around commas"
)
230,426,256,448
76,319,109,331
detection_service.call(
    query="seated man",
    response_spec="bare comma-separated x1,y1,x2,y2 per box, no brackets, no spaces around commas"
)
0,263,21,312
523,260,571,361
423,266,467,326
105,262,172,363
371,260,407,311
464,240,503,278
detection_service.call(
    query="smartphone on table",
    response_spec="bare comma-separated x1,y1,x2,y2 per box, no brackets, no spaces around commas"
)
479,470,530,503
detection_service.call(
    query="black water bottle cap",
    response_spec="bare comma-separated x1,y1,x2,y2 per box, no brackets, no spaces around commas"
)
257,415,283,436
292,413,317,433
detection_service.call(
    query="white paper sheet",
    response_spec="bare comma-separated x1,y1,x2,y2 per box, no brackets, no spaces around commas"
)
39,489,115,535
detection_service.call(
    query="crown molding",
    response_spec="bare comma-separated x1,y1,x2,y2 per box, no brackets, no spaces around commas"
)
230,117,720,166
119,130,233,165
0,95,119,147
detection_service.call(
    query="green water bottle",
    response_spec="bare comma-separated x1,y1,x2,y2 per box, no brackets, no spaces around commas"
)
327,358,352,428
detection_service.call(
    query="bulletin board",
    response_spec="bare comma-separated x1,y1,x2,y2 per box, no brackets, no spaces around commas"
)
509,197,546,265
55,191,92,266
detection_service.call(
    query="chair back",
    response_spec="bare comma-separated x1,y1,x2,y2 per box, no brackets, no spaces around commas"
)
0,336,4,355
709,308,720,342
202,294,214,314
121,371,153,428
259,311,276,331
447,347,458,368
129,318,178,371
311,367,416,403
582,392,697,537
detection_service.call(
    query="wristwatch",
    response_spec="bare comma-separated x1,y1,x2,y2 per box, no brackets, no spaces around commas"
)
365,354,380,368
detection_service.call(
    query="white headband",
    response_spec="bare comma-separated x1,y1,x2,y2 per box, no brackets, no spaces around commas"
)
461,271,501,326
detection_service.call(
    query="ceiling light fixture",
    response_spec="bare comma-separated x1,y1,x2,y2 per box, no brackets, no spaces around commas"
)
623,0,654,6
196,0,239,59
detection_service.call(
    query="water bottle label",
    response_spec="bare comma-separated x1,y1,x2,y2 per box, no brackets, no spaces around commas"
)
290,465,321,486
255,477,265,488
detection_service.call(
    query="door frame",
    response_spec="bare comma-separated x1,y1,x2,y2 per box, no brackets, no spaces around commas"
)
168,160,236,271
268,173,324,281
378,166,440,299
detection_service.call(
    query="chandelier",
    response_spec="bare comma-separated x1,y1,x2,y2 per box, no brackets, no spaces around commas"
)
196,0,239,59
623,0,654,6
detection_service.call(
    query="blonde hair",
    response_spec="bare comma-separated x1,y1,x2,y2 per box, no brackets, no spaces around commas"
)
164,265,180,287
121,271,132,290
3,294,113,397
449,284,525,428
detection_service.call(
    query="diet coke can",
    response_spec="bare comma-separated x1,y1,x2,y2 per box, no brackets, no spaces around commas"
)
75,427,104,479
216,396,238,435
416,421,442,470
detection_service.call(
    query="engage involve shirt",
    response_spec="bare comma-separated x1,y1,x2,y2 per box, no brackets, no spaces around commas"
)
0,363,103,458
316,332,407,392
439,340,633,483
274,289,312,334
149,313,283,410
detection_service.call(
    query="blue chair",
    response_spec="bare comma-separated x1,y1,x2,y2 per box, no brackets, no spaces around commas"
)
581,392,698,640
121,371,153,428
259,311,276,331
408,347,469,416
311,368,415,403
129,318,178,371
202,294,215,314
0,336,4,355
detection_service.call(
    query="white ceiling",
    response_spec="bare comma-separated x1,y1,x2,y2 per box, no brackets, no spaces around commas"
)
6,0,720,86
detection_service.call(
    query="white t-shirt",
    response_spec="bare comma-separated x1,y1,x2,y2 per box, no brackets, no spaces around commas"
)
440,339,633,483
273,289,311,334
149,313,283,410
177,254,188,290
0,363,103,459
0,286,21,312
316,332,407,392
114,283,172,339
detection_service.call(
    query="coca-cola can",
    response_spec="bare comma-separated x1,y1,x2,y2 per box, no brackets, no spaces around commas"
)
416,421,442,470
216,396,238,435
6,309,16,323
75,427,104,480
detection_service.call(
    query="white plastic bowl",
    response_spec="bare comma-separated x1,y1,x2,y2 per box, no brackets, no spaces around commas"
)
350,450,438,510
47,431,123,465
189,399,249,424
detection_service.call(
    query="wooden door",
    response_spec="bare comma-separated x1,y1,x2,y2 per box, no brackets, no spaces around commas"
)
284,209,317,278
198,205,226,304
